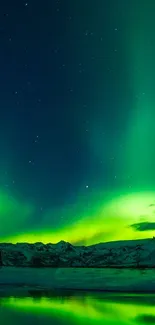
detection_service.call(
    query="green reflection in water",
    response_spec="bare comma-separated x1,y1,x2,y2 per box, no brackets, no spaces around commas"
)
1,293,155,325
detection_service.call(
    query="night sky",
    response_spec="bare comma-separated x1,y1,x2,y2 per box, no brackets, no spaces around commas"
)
1,0,155,245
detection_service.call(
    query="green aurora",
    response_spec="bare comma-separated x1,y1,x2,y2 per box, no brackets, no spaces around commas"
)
1,2,155,245
1,189,155,245
124,1,155,187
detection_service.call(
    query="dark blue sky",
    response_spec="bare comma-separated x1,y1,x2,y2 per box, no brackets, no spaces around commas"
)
0,0,130,209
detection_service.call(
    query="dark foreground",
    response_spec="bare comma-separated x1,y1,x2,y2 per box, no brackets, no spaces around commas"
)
0,291,155,325
0,267,155,295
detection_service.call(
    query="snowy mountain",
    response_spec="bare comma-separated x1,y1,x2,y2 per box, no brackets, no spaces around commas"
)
0,238,155,267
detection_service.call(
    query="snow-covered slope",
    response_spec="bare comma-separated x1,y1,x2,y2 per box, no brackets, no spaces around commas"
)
0,238,155,267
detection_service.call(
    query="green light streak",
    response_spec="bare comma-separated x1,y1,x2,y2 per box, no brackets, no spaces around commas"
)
0,190,34,237
2,190,155,245
124,2,155,187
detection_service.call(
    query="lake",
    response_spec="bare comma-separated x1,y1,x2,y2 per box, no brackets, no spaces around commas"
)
0,292,155,325
1,267,155,292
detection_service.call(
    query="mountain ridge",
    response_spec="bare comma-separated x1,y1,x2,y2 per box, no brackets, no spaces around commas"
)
0,237,155,268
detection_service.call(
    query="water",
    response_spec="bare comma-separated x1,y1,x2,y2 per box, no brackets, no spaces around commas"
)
1,267,155,292
0,292,155,325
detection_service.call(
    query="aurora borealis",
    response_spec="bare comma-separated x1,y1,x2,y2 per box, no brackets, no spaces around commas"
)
1,1,155,245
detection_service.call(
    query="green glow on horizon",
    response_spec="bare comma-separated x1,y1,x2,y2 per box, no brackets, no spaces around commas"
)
2,295,155,325
2,190,155,245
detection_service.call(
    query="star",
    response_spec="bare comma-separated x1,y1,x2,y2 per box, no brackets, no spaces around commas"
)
34,135,39,143
86,185,89,188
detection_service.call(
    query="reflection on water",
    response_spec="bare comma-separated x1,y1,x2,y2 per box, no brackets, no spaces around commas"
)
0,292,155,325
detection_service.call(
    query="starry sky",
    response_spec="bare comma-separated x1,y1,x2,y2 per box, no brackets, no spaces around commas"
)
1,0,155,245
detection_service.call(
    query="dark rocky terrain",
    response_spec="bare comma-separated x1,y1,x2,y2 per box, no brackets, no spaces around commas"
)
0,238,155,268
